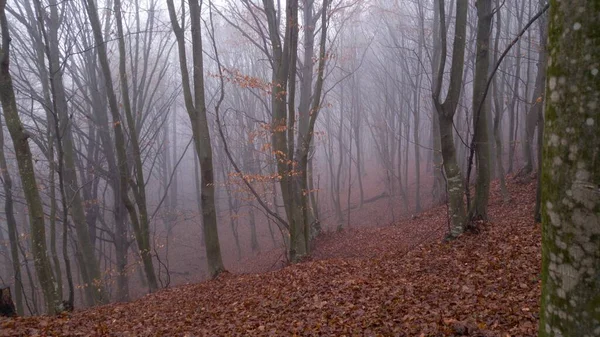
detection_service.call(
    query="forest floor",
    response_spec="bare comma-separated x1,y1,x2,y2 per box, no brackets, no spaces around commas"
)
1,178,541,336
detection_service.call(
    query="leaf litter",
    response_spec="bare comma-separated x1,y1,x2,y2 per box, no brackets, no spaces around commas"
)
0,179,540,336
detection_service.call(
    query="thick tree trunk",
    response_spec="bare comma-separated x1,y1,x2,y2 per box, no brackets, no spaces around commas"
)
539,1,599,335
30,9,64,302
0,287,16,317
0,115,23,315
264,0,307,261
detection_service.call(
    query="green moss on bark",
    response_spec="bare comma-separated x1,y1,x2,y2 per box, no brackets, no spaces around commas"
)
539,1,600,336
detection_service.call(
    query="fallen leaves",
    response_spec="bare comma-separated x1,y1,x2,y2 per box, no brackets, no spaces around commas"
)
0,179,540,336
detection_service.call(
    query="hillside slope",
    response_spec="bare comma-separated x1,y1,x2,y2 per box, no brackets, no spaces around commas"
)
0,180,540,336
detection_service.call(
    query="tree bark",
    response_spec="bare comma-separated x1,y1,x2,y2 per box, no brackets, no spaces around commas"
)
0,287,16,317
522,13,548,176
0,1,59,313
114,0,158,292
166,0,225,277
539,1,599,335
469,0,493,220
0,114,23,315
507,0,526,174
491,0,509,203
432,0,468,238
34,0,107,304
84,0,157,291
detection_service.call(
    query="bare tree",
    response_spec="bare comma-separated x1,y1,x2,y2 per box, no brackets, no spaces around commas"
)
0,0,58,313
431,0,468,239
166,0,225,277
468,0,492,220
83,0,159,291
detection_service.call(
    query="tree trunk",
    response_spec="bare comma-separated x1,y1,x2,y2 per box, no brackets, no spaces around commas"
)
432,0,468,238
166,0,225,277
533,0,548,222
34,0,107,304
85,0,159,291
31,8,64,302
522,17,548,176
0,287,16,317
0,2,58,313
0,114,23,315
411,1,427,213
469,0,493,220
114,0,158,292
84,47,130,302
491,0,509,203
507,0,526,174
539,1,599,335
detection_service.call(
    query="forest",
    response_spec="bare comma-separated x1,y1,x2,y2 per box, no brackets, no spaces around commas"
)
0,0,598,335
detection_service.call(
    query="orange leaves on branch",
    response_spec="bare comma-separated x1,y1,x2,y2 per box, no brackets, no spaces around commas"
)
218,68,271,94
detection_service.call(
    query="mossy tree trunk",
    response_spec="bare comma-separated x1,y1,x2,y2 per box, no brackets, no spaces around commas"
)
0,0,59,313
432,0,469,238
0,112,23,316
430,0,445,205
34,0,107,305
539,0,600,335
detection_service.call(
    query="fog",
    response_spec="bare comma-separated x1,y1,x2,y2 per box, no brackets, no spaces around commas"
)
0,0,547,313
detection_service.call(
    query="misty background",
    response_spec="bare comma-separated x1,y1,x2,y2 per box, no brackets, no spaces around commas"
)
0,0,546,314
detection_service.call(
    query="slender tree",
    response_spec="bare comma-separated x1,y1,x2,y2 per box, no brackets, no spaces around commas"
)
33,0,107,305
0,0,58,313
468,0,493,220
166,0,225,277
83,0,159,291
432,0,468,238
